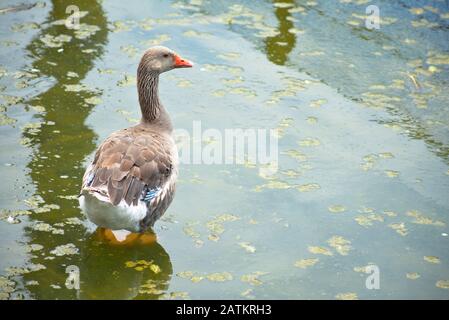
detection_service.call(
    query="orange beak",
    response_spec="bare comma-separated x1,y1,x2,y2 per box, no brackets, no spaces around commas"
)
174,54,193,68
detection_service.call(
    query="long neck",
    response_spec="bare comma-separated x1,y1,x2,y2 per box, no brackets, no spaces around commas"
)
137,67,173,131
137,65,161,122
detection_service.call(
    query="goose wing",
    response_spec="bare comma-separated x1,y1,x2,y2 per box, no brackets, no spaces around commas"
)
82,126,174,206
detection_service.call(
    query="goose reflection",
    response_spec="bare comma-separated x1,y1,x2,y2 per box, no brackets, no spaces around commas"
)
265,0,297,65
78,229,172,300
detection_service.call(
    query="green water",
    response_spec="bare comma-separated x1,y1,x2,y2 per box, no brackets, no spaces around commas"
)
1,0,448,300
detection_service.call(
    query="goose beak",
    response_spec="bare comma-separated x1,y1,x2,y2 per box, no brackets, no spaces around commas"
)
174,54,193,68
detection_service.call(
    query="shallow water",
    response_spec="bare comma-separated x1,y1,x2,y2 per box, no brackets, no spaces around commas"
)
1,0,448,300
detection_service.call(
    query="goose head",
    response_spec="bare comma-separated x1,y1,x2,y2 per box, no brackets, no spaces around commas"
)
139,45,193,74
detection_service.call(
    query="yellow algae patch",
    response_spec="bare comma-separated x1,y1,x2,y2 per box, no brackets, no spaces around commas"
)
424,256,440,264
385,170,399,178
229,86,257,98
141,34,171,46
212,89,226,97
309,98,327,108
406,273,420,280
241,272,268,286
176,271,194,279
328,205,346,213
308,246,333,256
221,77,243,85
378,152,394,159
383,210,397,217
239,242,256,253
294,258,319,269
64,84,89,92
281,150,307,162
150,264,161,274
354,213,384,227
241,288,254,299
288,6,305,13
85,96,102,105
353,265,377,274
328,236,351,256
275,117,294,138
335,292,358,300
306,116,318,124
208,234,220,242
110,20,134,32
125,260,161,273
406,210,445,226
183,222,201,239
436,280,449,289
411,19,438,28
360,154,376,171
409,8,424,15
297,183,321,192
347,20,361,27
206,213,240,240
117,74,136,87
255,180,293,192
280,169,301,178
288,27,306,35
40,34,72,48
120,45,139,58
190,276,204,283
273,2,294,8
206,272,233,282
388,223,408,236
298,138,321,147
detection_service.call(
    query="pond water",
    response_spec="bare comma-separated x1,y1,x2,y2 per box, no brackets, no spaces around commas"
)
1,0,448,300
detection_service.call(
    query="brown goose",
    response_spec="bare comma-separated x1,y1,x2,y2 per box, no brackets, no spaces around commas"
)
79,46,192,234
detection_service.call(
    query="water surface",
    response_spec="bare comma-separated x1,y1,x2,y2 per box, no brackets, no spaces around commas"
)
1,0,448,299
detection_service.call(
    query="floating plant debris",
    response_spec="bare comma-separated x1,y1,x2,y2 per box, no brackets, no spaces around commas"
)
327,236,352,256
389,223,408,236
424,256,440,264
241,272,268,286
335,292,358,300
308,246,333,256
406,210,445,227
125,260,161,273
406,273,421,280
436,280,449,289
294,258,319,269
238,242,256,253
297,183,321,192
206,272,233,282
50,243,79,256
32,222,64,235
328,205,346,213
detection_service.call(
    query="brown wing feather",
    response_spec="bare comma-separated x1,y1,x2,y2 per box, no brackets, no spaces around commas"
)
83,126,174,206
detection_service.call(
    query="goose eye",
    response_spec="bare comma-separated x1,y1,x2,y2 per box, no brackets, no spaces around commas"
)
163,53,169,58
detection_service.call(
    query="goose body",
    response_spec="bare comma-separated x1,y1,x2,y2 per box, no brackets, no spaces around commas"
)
79,46,192,233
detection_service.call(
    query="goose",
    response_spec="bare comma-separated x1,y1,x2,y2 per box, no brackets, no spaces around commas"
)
79,46,193,236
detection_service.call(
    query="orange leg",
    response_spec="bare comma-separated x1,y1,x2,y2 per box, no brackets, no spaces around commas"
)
95,227,157,246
